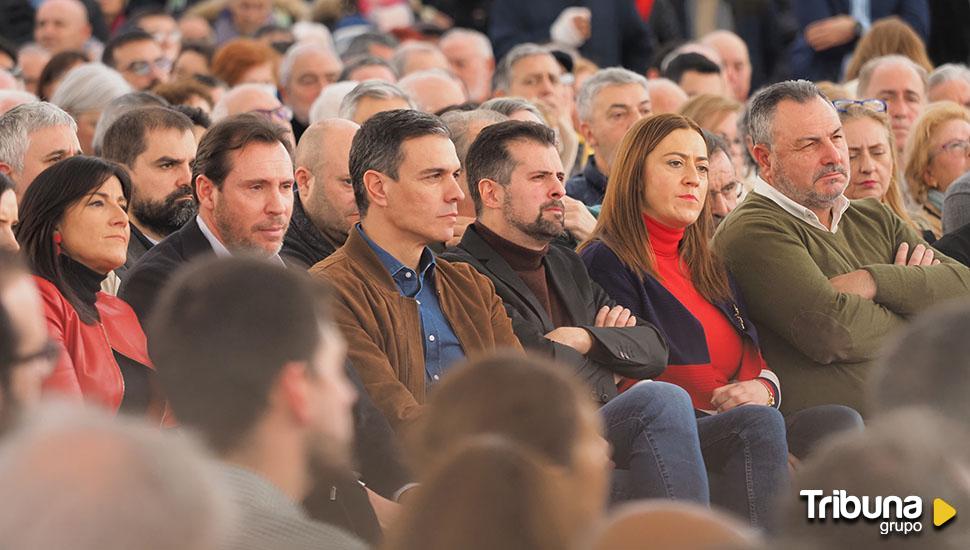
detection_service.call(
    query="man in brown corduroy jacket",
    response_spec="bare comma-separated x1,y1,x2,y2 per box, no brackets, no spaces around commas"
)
310,109,522,431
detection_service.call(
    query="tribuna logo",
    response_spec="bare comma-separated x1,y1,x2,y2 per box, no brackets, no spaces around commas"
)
801,490,924,536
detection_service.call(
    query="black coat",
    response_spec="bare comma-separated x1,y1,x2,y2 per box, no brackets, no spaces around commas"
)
441,224,668,404
934,223,970,268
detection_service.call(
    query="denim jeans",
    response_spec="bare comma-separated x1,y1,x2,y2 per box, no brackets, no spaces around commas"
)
785,404,864,459
601,381,709,504
696,405,790,530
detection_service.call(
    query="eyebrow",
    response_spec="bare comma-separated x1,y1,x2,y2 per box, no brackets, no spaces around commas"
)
240,178,296,185
154,156,187,164
665,151,708,162
418,167,457,177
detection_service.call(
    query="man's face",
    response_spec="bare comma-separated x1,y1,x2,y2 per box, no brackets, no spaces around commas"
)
351,96,411,124
582,83,651,175
34,0,91,54
0,189,18,252
10,125,81,198
757,97,849,211
707,34,751,101
707,150,740,225
128,128,198,239
16,49,51,96
0,275,55,417
929,78,970,110
376,134,463,245
305,323,356,471
862,61,925,151
679,70,726,97
508,54,564,116
113,39,170,90
137,14,181,62
400,49,449,77
301,124,359,240
202,141,294,256
283,50,343,123
500,140,567,246
441,37,493,102
229,0,271,35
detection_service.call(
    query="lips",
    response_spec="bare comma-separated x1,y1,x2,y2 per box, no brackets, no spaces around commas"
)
677,194,698,201
858,179,879,188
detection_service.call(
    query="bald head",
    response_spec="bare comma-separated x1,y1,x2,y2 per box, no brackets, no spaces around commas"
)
646,78,689,114
398,69,467,114
702,31,751,101
294,119,360,244
35,0,92,54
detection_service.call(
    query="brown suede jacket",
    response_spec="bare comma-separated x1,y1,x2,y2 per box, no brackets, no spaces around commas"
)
309,229,523,431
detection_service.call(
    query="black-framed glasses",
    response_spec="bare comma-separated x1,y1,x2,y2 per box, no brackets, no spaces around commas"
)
123,57,172,76
833,98,887,113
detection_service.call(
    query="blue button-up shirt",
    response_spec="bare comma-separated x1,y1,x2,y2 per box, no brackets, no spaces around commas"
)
357,226,465,385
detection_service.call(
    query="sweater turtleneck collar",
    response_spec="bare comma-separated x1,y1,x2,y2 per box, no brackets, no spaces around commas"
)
60,255,106,309
643,214,685,259
474,221,549,271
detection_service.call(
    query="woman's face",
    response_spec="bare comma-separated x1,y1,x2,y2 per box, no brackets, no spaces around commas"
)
843,117,893,201
642,128,710,229
926,118,970,193
713,110,744,176
57,176,129,274
0,189,18,252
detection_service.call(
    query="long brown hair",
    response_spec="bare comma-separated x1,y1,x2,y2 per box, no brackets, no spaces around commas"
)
844,17,933,82
578,114,731,303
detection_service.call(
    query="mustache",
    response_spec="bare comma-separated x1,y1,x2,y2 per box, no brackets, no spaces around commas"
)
542,199,565,210
253,216,288,231
814,165,848,181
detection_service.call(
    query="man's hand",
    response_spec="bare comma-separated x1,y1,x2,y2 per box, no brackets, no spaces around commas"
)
550,7,592,47
804,15,858,51
893,242,941,266
711,380,771,413
544,326,594,354
366,487,401,530
563,196,597,242
445,215,475,248
594,305,637,328
829,269,877,300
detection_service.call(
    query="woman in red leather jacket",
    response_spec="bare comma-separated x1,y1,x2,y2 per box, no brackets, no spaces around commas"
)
16,156,158,415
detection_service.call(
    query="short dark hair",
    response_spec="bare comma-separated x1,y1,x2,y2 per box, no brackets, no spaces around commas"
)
192,114,292,191
349,109,449,216
16,156,132,324
464,120,557,215
338,54,397,82
102,29,156,69
702,128,730,159
171,104,211,129
148,256,334,454
342,32,399,62
663,52,721,85
102,106,194,167
36,50,87,101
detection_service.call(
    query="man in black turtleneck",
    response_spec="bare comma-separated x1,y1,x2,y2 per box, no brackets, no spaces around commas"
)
442,120,713,504
282,119,360,269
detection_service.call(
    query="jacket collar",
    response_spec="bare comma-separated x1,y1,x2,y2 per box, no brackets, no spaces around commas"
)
341,226,412,295
285,193,339,261
583,155,608,196
176,216,220,261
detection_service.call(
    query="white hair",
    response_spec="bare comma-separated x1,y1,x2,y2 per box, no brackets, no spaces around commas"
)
390,41,445,76
49,63,132,117
440,28,493,59
337,80,414,120
929,63,970,91
211,82,278,121
309,80,358,124
279,42,340,89
291,21,336,52
576,67,649,122
0,90,39,114
0,101,76,172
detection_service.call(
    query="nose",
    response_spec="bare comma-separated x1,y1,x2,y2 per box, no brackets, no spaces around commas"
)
820,137,843,167
709,190,727,215
110,203,129,226
550,176,565,199
446,172,464,203
683,163,702,187
177,163,192,187
266,186,288,214
857,150,874,174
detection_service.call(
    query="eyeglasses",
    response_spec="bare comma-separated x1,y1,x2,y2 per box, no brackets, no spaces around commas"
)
938,139,970,156
123,57,172,76
250,106,293,123
152,30,181,44
833,98,887,113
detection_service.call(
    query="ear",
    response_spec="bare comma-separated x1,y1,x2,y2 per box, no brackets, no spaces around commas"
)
295,166,313,197
274,362,313,426
0,162,10,176
924,167,937,189
363,169,389,209
477,177,505,211
751,143,773,181
195,174,217,212
579,120,595,147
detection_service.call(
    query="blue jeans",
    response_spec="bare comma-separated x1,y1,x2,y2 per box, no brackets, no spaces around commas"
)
785,404,864,459
696,405,789,530
601,381,709,504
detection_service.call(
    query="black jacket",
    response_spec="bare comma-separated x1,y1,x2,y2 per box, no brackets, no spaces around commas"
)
281,193,339,269
441,224,668,404
115,224,155,284
934,223,970,267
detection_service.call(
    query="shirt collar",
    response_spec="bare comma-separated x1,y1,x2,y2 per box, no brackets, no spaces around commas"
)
356,224,436,279
753,178,850,233
196,215,286,266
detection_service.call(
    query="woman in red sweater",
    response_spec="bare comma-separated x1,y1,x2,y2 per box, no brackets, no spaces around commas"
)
16,156,159,416
580,114,862,529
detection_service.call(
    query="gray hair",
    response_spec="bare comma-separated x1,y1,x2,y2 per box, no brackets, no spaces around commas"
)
0,102,76,173
211,83,277,121
92,91,168,155
308,80,358,124
0,90,39,110
0,405,233,550
857,54,929,98
49,63,132,117
480,96,544,121
576,67,649,122
702,128,730,158
928,63,970,92
493,43,553,93
279,42,339,89
746,79,828,148
440,28,493,59
337,80,414,121
391,41,445,77
440,109,508,165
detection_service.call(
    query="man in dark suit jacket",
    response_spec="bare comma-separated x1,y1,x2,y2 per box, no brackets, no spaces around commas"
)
442,120,711,504
120,114,412,539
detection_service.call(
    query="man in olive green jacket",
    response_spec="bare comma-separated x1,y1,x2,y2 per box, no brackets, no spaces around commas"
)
715,81,970,416
310,109,522,431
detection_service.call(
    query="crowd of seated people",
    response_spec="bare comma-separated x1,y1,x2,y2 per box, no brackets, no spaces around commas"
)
4,1,970,548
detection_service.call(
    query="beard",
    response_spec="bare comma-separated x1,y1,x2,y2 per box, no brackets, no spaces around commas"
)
212,202,287,257
132,185,197,238
503,195,565,243
772,163,848,210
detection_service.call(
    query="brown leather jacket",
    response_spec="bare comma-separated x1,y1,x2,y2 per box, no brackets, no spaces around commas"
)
309,229,522,431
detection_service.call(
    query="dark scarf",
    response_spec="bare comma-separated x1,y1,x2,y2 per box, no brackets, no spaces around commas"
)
59,255,106,322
